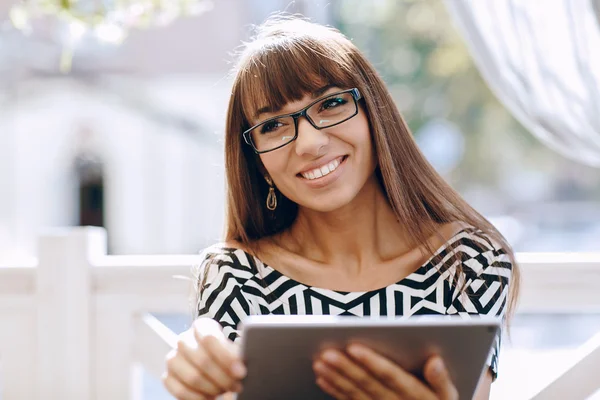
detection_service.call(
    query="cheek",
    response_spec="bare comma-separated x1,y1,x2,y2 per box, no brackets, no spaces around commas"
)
259,151,290,182
344,116,374,157
357,117,375,157
360,117,373,148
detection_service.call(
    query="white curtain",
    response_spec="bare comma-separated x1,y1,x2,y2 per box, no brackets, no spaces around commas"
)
445,0,600,167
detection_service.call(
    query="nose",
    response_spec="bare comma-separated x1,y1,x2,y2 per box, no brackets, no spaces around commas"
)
294,116,329,157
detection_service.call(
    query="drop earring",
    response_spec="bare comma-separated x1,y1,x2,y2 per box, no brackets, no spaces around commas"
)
265,176,277,211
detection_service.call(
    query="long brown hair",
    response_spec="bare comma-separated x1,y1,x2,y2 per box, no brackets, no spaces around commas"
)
220,15,519,321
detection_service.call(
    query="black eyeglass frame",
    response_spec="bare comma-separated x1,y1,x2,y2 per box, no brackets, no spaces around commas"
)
242,88,362,154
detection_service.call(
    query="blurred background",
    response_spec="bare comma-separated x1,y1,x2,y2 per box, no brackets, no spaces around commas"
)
0,0,599,399
0,0,598,263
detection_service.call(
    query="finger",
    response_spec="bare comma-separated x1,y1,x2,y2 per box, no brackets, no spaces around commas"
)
175,331,229,394
188,347,241,392
424,357,459,400
316,376,350,400
313,359,370,400
165,348,222,396
162,370,211,400
191,320,245,392
347,344,434,399
201,334,246,378
175,326,240,395
182,337,243,393
317,350,396,399
194,319,246,378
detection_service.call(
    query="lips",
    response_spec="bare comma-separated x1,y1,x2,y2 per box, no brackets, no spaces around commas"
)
299,156,345,180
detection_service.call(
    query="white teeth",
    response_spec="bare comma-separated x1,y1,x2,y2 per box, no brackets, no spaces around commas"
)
301,157,343,180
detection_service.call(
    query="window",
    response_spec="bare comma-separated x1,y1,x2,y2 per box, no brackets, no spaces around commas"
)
332,0,600,252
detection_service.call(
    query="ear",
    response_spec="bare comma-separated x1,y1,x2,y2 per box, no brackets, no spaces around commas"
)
253,153,272,185
253,152,268,175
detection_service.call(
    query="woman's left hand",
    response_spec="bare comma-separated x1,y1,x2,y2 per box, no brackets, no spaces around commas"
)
313,344,458,400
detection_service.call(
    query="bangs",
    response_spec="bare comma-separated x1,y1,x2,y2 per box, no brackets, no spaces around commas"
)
237,36,357,126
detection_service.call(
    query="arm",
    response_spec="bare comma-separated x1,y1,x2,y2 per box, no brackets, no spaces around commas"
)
313,232,511,400
163,246,252,400
195,245,252,341
312,344,494,400
447,232,514,393
473,370,493,400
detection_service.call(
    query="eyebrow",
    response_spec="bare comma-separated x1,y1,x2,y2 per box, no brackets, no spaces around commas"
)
254,84,336,119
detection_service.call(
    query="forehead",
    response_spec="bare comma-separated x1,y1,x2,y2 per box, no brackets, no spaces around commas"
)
237,48,355,126
240,72,331,122
253,84,338,119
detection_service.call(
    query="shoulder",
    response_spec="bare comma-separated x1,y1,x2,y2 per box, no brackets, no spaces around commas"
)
198,240,255,266
446,225,514,315
444,225,514,298
446,223,508,258
435,223,513,283
196,241,259,288
195,241,257,339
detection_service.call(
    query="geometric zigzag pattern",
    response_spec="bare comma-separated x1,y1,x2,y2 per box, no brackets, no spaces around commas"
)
197,227,513,381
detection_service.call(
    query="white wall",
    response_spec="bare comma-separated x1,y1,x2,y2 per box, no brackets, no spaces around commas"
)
0,76,231,259
0,0,336,259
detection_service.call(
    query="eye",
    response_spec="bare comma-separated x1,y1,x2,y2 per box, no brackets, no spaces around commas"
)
320,97,347,111
260,119,284,134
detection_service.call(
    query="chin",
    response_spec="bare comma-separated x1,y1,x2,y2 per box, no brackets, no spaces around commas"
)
296,190,358,213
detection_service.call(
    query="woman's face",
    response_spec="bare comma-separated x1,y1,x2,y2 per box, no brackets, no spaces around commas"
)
253,86,377,213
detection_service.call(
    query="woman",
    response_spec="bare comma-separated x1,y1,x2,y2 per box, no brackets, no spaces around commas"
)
163,15,519,400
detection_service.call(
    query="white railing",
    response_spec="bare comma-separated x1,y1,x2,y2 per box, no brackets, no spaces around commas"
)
0,227,197,400
0,227,599,400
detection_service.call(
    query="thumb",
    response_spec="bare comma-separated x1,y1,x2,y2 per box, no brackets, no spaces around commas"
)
192,318,242,377
424,357,458,400
193,317,239,357
193,317,225,339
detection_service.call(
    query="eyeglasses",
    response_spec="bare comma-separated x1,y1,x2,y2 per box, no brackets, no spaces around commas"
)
243,88,362,154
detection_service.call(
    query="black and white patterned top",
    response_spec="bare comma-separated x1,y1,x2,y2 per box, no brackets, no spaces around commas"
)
196,226,513,380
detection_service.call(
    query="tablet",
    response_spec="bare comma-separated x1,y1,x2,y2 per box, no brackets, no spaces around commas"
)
238,315,500,400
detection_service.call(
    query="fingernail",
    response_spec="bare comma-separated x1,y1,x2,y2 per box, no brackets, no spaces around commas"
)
313,361,326,372
433,358,445,375
347,344,365,358
322,350,338,363
231,361,247,378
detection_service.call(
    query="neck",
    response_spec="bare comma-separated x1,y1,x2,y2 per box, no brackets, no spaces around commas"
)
285,176,409,270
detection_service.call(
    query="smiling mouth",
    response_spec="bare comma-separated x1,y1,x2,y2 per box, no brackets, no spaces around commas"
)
298,156,347,180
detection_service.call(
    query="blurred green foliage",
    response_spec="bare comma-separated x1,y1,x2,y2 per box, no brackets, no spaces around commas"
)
332,0,600,203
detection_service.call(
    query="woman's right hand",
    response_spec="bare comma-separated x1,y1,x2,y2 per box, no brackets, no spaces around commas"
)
162,318,247,400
